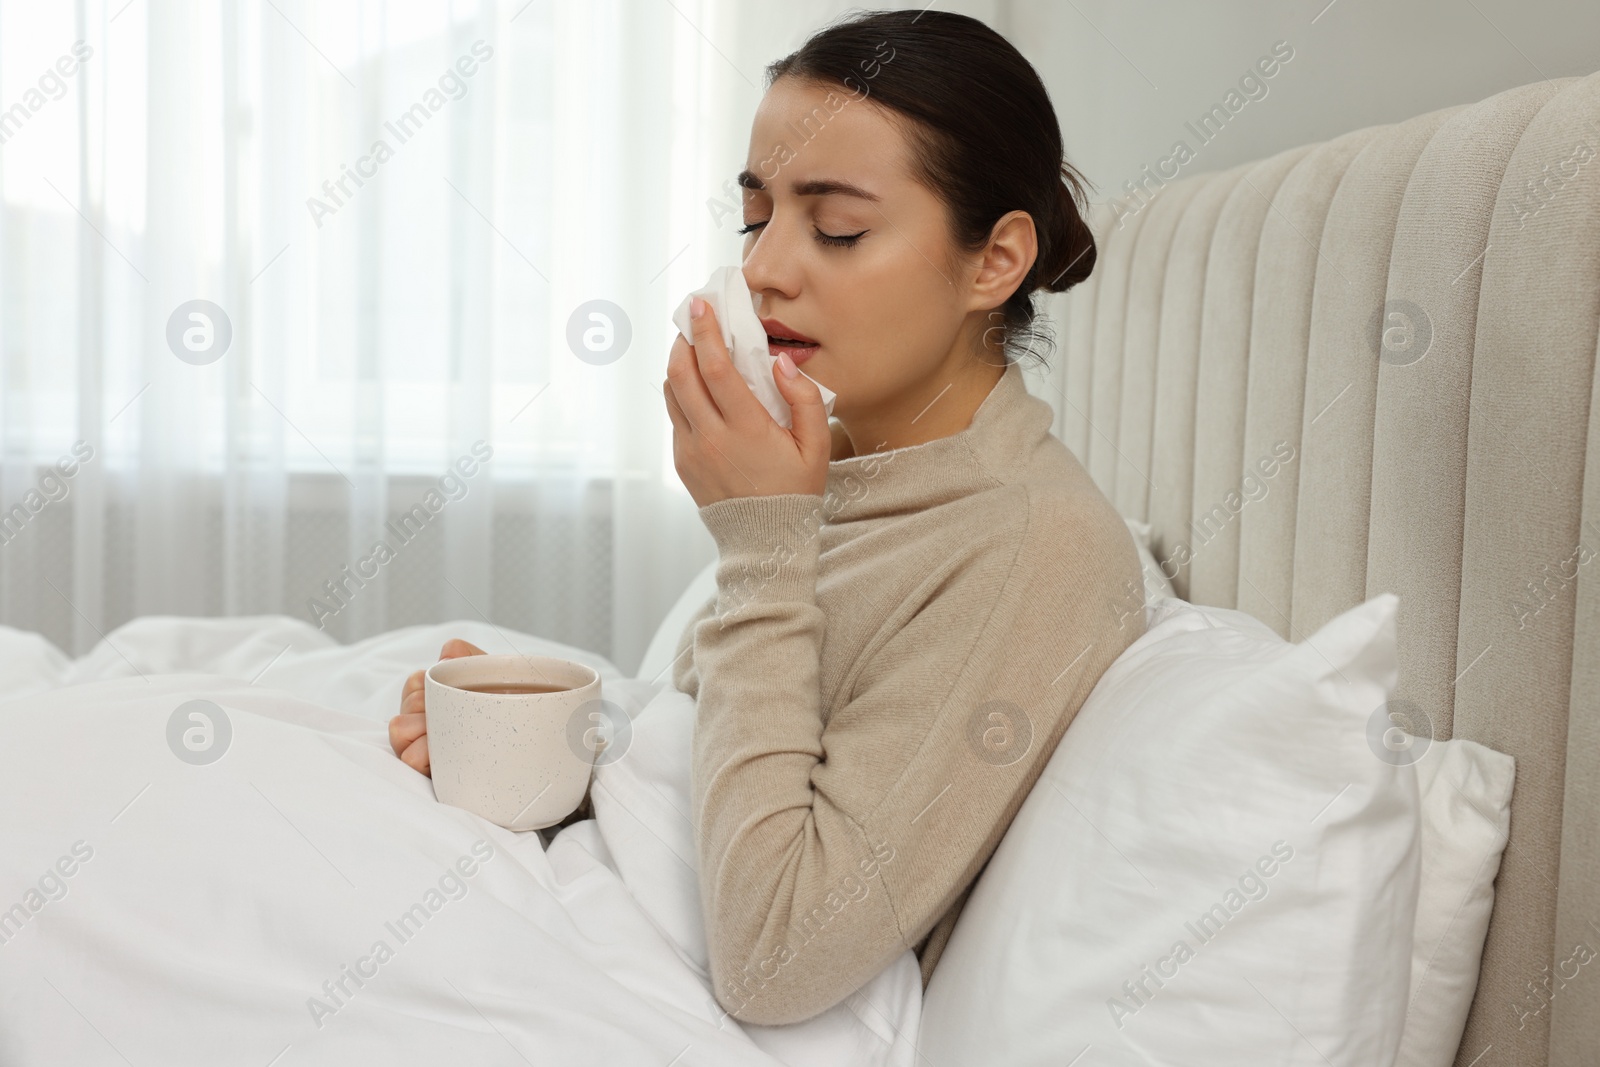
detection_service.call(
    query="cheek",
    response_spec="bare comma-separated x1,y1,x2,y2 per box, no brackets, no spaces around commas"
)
818,255,958,401
861,243,961,350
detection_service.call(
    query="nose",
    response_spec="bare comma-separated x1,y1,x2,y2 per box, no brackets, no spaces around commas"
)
739,217,799,307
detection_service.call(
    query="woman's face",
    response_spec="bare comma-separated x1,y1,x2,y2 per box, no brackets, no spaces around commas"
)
737,76,985,424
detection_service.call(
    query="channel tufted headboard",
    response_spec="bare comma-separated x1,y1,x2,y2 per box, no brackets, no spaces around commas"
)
1034,69,1600,1067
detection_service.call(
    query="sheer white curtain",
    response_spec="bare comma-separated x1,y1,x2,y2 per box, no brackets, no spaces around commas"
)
0,0,784,675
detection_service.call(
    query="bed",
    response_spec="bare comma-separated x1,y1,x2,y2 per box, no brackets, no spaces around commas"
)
1036,66,1600,1067
0,615,927,1066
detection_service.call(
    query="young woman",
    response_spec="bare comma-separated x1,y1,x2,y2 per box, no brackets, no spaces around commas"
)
392,8,1145,1029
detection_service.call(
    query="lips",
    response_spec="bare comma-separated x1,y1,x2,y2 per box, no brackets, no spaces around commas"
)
759,317,819,346
760,317,820,366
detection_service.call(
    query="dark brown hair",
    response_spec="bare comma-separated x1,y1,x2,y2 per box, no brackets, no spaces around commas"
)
765,8,1097,370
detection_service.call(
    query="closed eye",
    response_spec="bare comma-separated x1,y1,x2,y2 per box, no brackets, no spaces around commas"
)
736,220,868,248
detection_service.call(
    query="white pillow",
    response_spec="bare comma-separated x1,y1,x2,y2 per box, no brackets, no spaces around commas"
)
917,593,1420,1066
1398,737,1514,1067
1124,516,1177,614
635,560,718,684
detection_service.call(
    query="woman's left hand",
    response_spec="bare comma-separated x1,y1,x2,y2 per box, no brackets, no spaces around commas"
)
664,297,832,508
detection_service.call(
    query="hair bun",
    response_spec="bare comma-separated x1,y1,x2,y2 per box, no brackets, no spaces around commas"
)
1037,162,1096,294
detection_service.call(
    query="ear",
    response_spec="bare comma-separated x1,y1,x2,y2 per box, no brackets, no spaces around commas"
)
968,209,1037,313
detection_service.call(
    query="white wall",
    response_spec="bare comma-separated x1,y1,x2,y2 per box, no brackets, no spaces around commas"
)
1002,0,1600,211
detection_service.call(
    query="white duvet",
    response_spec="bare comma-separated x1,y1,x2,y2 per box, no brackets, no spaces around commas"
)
0,616,922,1066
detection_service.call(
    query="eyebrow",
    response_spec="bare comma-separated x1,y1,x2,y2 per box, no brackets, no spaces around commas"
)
737,169,881,203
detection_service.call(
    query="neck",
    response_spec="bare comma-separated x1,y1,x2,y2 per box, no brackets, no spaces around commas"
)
833,353,1009,459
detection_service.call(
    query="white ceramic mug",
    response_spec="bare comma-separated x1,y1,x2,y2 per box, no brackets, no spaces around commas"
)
425,654,602,831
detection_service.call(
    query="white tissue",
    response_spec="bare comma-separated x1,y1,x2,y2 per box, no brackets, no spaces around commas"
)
670,266,837,430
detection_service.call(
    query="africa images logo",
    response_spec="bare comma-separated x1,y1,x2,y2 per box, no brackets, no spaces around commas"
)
305,41,494,229
1106,840,1296,1030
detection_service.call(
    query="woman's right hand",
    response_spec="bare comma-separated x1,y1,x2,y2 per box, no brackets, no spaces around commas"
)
389,638,487,776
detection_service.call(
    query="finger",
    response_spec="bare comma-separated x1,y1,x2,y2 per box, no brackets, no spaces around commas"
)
440,638,486,659
772,354,833,461
687,300,763,428
665,330,721,436
663,378,696,494
401,668,425,700
390,711,427,755
400,735,431,777
401,686,425,717
662,372,690,436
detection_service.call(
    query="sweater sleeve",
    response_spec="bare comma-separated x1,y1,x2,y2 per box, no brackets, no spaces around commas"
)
686,487,1145,1026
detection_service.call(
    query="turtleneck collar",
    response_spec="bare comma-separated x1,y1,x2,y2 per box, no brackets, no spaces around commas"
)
821,359,1052,524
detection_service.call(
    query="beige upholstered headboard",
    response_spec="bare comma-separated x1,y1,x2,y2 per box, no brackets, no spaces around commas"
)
1037,70,1600,1067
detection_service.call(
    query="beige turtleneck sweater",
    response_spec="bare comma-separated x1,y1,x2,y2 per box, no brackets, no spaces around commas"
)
669,358,1147,1027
